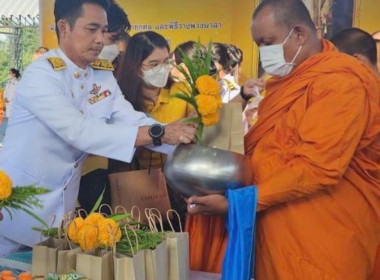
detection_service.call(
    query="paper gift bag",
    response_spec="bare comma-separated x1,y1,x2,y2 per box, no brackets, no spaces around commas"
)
56,245,81,274
201,102,244,154
109,169,171,223
114,251,146,280
32,238,68,276
76,249,114,280
165,210,190,280
145,240,168,280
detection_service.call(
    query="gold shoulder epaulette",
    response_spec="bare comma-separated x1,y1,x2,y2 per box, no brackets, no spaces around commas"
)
225,79,237,91
47,57,66,71
90,59,114,71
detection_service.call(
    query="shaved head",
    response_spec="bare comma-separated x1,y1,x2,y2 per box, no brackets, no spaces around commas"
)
331,28,377,66
252,0,316,33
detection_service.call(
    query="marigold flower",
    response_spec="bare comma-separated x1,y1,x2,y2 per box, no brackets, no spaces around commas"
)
98,218,121,247
202,112,220,126
67,217,85,243
84,213,105,226
195,94,220,116
77,225,99,251
195,75,220,96
0,170,12,200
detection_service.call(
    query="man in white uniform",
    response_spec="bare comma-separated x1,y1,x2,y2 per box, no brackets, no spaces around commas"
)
0,0,196,255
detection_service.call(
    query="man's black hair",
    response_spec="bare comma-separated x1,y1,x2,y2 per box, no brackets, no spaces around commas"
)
107,1,131,33
331,28,377,65
54,0,110,38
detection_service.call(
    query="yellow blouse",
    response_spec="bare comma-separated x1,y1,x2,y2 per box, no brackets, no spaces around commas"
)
139,82,193,169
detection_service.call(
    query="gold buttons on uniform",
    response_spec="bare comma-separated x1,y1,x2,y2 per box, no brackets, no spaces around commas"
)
74,71,81,79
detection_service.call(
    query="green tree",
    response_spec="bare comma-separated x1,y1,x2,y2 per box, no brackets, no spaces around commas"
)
0,27,39,89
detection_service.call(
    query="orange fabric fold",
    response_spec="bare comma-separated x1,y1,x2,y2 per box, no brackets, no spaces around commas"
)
247,40,380,279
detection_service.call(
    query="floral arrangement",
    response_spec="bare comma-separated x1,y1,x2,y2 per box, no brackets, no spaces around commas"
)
0,170,49,227
172,42,222,140
67,213,122,250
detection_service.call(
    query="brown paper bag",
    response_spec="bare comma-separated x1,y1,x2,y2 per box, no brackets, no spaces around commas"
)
32,238,68,276
201,102,244,154
166,210,190,280
114,225,146,280
114,251,145,280
109,169,171,223
145,240,168,280
76,249,114,280
56,245,81,274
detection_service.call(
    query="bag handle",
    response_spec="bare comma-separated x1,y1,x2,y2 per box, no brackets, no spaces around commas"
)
98,203,114,216
166,209,183,233
77,209,88,219
149,213,164,233
123,225,139,255
130,205,142,229
144,208,158,233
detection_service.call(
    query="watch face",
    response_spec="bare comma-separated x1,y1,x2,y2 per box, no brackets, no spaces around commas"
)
150,124,163,137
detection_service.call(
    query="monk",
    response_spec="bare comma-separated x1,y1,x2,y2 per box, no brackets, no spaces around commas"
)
187,0,380,278
331,28,379,75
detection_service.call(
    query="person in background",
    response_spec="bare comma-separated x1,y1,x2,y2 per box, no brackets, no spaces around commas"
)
109,31,194,229
331,27,379,75
33,46,49,60
187,0,380,278
0,68,20,142
98,1,130,64
210,42,241,103
372,30,380,72
225,43,243,84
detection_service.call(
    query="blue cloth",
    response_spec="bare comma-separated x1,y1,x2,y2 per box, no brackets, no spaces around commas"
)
222,186,258,280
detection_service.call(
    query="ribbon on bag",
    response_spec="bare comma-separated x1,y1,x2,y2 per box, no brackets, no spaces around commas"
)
222,186,258,280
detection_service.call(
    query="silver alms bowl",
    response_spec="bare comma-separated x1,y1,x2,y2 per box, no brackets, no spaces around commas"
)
164,144,253,197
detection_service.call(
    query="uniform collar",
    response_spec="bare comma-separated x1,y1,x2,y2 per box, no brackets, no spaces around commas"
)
57,48,90,78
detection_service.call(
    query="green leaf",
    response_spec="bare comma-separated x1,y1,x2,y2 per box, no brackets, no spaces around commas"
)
182,117,202,124
197,123,204,141
90,188,105,214
109,213,132,222
171,93,198,109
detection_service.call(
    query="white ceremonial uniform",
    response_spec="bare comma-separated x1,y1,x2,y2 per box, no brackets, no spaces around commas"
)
220,73,241,103
3,77,18,118
0,49,170,252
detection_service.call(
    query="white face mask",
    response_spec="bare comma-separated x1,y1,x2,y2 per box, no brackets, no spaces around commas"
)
259,28,303,77
98,44,120,62
142,64,171,88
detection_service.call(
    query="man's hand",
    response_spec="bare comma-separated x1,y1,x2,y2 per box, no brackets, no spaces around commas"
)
187,194,228,215
4,98,9,103
242,78,265,98
162,121,197,145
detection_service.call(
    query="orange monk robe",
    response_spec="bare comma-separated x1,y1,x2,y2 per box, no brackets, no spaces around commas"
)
187,40,380,277
245,40,380,279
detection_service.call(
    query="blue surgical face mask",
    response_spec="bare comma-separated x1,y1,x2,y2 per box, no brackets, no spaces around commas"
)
259,28,303,77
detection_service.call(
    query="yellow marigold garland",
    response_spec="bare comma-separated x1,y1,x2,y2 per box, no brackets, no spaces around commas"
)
77,225,99,251
0,170,12,200
67,217,85,243
84,213,105,226
195,94,219,116
98,218,122,247
202,112,220,126
195,75,220,96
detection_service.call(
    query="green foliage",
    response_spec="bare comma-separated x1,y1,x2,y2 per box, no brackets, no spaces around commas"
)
0,27,39,88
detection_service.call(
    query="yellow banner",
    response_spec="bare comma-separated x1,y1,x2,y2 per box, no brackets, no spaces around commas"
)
40,0,258,79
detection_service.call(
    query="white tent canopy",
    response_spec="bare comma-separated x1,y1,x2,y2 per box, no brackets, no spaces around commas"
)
0,0,39,18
